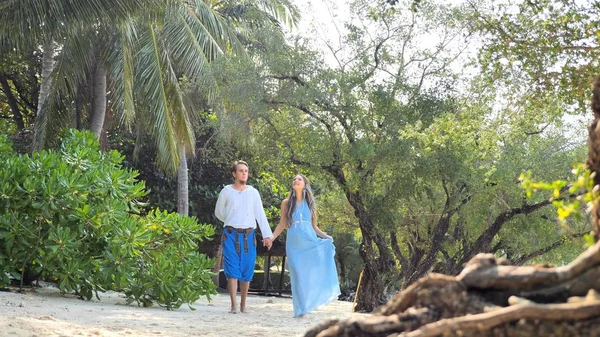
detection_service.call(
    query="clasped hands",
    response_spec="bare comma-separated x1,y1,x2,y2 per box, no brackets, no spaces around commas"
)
262,237,273,250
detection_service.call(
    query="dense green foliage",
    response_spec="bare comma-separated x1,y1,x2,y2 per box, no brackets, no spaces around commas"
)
472,0,599,115
0,130,216,309
210,0,589,301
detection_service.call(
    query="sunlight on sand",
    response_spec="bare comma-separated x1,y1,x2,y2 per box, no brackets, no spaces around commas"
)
0,286,364,336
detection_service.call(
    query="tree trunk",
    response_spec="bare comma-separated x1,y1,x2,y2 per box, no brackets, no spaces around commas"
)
588,76,600,240
99,99,111,151
133,122,143,162
32,38,54,149
89,62,107,139
177,146,189,215
404,211,454,286
354,247,388,312
36,39,54,118
347,191,395,312
0,73,25,131
327,164,395,312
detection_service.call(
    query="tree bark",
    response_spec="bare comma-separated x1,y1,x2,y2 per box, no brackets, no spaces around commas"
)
177,146,189,215
32,38,54,149
89,62,107,139
0,72,25,131
346,190,395,312
405,209,455,285
99,98,111,151
588,76,600,240
36,39,54,118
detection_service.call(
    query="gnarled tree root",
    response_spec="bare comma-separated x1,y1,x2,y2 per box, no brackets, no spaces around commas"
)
306,241,600,337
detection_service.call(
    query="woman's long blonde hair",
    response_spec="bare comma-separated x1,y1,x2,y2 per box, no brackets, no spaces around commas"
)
285,174,317,224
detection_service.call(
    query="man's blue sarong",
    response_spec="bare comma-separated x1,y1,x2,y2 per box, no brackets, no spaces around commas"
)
222,227,256,282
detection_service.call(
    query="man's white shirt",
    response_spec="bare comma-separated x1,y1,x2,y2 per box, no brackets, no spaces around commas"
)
214,185,274,239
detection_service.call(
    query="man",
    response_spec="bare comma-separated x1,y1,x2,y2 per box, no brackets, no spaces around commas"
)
215,160,273,314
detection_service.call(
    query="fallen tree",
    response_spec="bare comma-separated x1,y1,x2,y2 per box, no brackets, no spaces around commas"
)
305,76,600,337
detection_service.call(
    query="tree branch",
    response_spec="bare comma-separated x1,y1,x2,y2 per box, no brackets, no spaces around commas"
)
263,99,335,136
390,231,409,268
267,74,307,86
5,72,36,111
406,179,458,284
513,231,589,266
457,241,600,289
459,198,554,268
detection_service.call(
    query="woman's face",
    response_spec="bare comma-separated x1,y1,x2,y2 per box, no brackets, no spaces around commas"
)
292,175,305,191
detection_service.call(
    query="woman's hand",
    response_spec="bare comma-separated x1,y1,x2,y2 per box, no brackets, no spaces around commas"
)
320,232,333,242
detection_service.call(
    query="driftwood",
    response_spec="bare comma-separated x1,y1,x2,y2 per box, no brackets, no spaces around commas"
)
305,242,600,337
305,76,600,337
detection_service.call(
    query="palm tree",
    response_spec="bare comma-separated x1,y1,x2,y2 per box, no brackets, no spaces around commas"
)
0,0,160,144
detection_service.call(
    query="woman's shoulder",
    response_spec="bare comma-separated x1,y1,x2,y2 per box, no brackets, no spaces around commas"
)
281,198,290,205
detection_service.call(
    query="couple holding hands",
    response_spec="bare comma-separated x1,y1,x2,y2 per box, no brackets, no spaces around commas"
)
214,161,340,318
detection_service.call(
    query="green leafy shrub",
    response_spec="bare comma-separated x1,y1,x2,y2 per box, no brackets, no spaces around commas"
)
114,210,216,309
0,129,216,309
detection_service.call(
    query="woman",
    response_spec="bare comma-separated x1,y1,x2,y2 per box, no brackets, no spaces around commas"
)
272,175,341,317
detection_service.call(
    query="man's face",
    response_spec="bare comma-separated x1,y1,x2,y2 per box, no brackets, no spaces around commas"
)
232,164,249,184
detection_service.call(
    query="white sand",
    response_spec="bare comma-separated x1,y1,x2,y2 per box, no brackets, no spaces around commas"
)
0,286,363,337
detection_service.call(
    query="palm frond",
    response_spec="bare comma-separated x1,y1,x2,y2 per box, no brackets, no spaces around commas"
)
108,21,138,129
0,0,164,48
190,0,246,55
135,22,180,174
165,60,196,159
51,27,97,97
32,88,78,150
155,24,196,157
214,0,300,48
254,0,300,29
166,7,220,70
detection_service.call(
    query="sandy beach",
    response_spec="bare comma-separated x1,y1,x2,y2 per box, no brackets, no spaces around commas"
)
0,285,363,337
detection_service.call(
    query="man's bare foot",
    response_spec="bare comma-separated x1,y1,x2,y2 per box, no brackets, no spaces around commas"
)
240,307,249,314
229,308,237,314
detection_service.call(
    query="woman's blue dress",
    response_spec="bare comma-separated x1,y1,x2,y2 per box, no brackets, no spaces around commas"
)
286,200,340,317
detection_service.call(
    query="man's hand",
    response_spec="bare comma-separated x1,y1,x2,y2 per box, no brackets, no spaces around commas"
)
263,237,273,250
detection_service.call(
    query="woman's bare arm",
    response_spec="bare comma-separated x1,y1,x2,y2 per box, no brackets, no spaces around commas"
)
272,199,289,241
312,212,332,239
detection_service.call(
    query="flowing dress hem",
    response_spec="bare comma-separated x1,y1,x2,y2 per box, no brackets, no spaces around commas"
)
293,291,342,317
